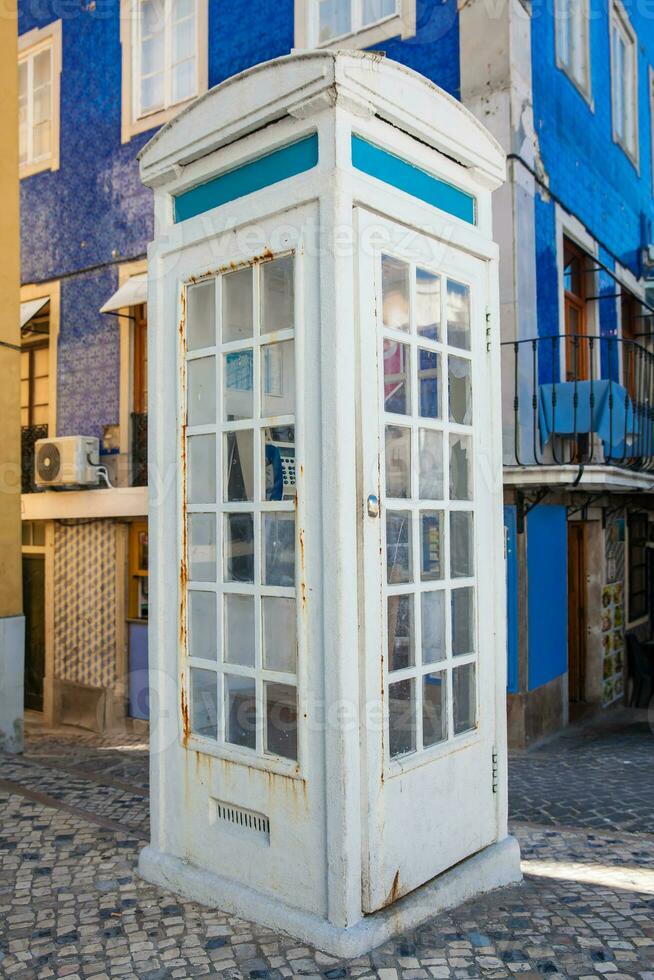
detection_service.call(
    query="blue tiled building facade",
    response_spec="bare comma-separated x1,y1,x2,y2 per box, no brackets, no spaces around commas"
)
18,0,654,737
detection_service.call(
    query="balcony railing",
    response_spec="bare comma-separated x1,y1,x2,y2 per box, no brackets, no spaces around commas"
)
502,333,654,472
131,412,148,487
21,424,48,493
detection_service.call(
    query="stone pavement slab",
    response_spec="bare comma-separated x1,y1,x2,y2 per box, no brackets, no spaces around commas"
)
0,713,651,978
509,712,654,835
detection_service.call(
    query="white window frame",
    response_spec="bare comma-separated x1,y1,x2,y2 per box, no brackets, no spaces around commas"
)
554,0,592,102
610,0,639,166
18,21,62,179
119,0,208,144
294,0,416,50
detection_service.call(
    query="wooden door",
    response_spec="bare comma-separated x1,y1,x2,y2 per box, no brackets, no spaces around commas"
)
567,523,586,704
564,239,588,382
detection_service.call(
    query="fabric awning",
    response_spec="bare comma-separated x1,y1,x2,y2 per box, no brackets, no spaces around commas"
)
100,273,148,313
20,297,49,329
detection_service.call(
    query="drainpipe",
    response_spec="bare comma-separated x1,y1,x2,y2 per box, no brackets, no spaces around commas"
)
0,0,25,755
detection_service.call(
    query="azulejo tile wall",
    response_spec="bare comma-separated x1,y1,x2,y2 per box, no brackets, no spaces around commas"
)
54,520,117,689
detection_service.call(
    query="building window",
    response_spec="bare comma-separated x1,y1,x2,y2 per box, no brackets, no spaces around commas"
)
129,521,149,619
555,0,591,98
294,0,415,49
563,239,589,381
620,287,641,399
628,513,648,621
120,0,208,143
610,0,638,164
18,22,62,178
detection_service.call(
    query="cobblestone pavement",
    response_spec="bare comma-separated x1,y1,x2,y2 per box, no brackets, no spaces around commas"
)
0,714,652,979
509,710,654,835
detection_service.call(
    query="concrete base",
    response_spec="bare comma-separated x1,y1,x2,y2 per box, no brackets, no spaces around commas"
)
139,835,522,958
0,614,25,754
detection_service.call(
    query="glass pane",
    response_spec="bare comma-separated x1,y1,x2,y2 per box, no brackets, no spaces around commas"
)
187,357,216,426
263,597,296,673
224,430,254,502
450,434,473,501
172,15,194,61
264,425,295,501
187,281,215,351
33,83,51,125
263,513,295,587
141,34,163,76
224,513,254,583
421,590,445,664
261,256,294,334
225,674,256,749
450,511,474,579
173,60,195,107
265,683,297,760
188,591,217,661
453,663,477,735
190,668,217,739
261,341,295,417
447,280,471,350
423,671,446,747
389,678,415,758
387,593,414,672
222,267,253,343
419,429,443,500
384,341,410,415
224,594,255,667
188,433,216,504
448,356,472,425
420,511,443,581
416,268,440,341
224,350,253,421
319,0,351,40
33,48,51,89
363,0,396,23
452,587,475,657
188,513,216,582
141,72,164,113
382,255,410,332
385,426,411,499
418,348,440,418
33,121,51,161
386,511,412,584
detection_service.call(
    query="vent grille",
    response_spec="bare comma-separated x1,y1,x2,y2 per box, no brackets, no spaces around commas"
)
212,800,270,840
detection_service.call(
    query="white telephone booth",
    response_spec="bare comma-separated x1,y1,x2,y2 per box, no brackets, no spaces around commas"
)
139,50,520,956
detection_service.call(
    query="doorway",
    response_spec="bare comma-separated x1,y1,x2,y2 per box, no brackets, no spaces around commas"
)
567,522,587,708
22,523,46,711
357,211,498,912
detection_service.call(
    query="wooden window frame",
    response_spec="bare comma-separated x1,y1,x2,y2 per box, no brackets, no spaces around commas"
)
119,0,208,144
555,0,592,103
133,303,148,415
18,21,62,179
294,0,416,50
610,0,639,167
563,238,589,382
129,520,149,620
21,339,50,429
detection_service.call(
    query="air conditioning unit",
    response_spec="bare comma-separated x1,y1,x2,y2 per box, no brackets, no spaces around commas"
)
34,436,101,489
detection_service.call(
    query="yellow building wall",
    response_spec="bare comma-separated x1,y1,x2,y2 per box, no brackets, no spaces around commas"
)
0,1,22,620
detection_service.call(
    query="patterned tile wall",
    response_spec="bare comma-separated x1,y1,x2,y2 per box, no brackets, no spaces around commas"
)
54,520,118,689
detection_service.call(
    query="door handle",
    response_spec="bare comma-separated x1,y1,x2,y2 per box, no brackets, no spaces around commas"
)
367,494,380,518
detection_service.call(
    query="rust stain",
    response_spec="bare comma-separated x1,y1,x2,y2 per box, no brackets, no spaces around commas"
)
384,869,401,907
180,679,190,747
